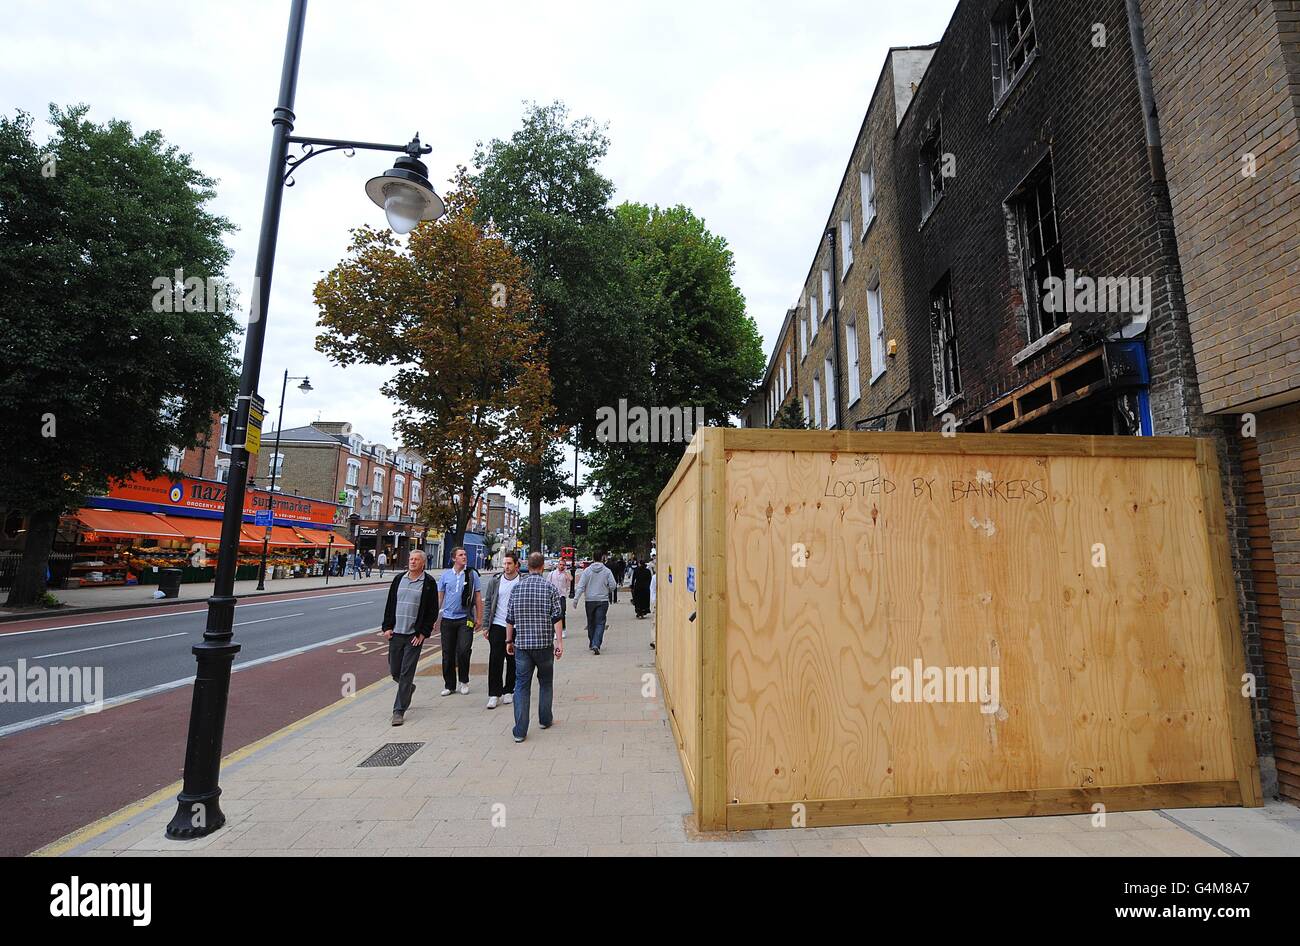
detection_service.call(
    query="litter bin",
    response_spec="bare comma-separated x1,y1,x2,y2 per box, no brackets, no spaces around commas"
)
158,568,182,598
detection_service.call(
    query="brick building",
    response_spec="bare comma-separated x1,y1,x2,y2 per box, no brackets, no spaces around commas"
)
250,421,430,563
1136,0,1300,803
740,0,1298,801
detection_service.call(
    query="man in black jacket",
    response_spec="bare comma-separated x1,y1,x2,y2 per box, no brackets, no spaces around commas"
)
381,549,439,725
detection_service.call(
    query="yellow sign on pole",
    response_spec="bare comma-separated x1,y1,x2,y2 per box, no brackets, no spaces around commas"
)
245,400,265,456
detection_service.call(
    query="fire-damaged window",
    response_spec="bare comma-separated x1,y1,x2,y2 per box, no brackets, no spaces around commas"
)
991,0,1038,102
919,116,944,218
1009,155,1066,340
930,274,961,407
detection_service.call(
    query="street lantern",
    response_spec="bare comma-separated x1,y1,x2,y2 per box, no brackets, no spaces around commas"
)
365,147,445,234
166,0,448,841
297,377,313,393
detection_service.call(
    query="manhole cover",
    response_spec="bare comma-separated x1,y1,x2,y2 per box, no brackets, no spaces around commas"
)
359,742,425,767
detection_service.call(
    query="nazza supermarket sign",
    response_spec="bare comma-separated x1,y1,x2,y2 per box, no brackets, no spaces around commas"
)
105,472,339,527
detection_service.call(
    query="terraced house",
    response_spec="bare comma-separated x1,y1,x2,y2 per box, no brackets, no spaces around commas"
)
740,0,1300,804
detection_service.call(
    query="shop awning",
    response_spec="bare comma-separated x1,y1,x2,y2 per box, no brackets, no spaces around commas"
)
154,515,262,546
72,509,186,539
294,529,353,551
255,525,322,548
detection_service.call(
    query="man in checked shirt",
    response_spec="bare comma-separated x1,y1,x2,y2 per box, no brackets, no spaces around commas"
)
505,551,565,742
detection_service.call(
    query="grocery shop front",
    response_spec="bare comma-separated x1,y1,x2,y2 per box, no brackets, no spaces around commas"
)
54,473,351,588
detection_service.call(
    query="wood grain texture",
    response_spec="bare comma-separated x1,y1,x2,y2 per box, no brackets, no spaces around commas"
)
726,781,1244,830
655,443,701,806
717,439,1253,818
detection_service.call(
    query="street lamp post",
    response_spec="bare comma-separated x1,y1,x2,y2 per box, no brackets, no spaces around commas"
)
166,0,445,840
255,370,313,590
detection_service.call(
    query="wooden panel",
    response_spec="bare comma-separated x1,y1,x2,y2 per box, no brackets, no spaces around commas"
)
727,781,1243,830
720,435,1254,819
655,438,702,807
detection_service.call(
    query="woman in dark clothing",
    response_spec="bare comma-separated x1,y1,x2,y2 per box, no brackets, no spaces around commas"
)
630,561,652,618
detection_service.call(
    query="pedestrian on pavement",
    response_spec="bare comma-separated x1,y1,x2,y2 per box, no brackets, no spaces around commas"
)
378,549,388,578
364,549,374,577
350,551,364,580
575,550,618,655
380,549,438,726
548,558,572,639
481,550,522,709
435,546,482,696
611,555,626,587
505,551,564,743
631,559,652,618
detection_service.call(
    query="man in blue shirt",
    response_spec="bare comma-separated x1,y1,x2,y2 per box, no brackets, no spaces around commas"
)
436,545,483,696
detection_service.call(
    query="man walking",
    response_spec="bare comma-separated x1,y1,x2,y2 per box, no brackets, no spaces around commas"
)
350,551,363,580
377,549,388,578
548,558,572,639
436,546,482,696
480,550,522,709
380,549,438,726
575,551,618,655
505,552,564,743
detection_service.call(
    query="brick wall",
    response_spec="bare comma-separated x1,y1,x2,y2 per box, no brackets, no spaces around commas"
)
1139,0,1300,415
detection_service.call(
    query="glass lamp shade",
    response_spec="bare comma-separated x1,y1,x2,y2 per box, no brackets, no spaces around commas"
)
383,188,425,235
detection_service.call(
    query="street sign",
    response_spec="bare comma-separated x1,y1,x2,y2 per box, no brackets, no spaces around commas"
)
687,566,695,593
227,393,267,455
254,509,273,527
571,516,588,535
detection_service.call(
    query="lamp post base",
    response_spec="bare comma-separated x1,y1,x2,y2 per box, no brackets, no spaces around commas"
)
165,788,227,839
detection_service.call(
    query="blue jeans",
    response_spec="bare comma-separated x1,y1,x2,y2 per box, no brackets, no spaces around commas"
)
585,600,609,649
512,647,554,739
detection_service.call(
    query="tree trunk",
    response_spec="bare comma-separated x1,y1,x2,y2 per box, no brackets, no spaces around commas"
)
529,487,542,555
5,507,60,608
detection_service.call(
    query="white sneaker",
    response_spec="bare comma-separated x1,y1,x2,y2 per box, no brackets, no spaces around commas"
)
458,683,470,695
502,692,513,704
486,696,499,709
440,688,452,697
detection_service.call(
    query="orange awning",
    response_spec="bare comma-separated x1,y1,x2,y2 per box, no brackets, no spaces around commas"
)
154,514,262,546
254,525,321,548
72,509,185,539
295,529,353,550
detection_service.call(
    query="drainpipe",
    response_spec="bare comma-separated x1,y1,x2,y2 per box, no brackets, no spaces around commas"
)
1118,0,1165,341
826,227,846,430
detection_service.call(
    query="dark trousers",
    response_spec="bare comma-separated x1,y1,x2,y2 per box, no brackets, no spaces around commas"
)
512,646,554,739
585,600,609,649
440,616,473,690
387,632,423,713
487,623,516,697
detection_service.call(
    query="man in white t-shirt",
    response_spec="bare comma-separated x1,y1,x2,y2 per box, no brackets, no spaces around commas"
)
377,550,389,578
481,550,522,709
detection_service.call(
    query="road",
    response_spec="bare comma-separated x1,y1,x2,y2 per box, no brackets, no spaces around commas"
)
0,585,389,731
0,584,416,856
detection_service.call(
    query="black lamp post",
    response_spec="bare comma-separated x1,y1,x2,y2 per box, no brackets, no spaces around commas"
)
255,371,313,591
166,0,445,840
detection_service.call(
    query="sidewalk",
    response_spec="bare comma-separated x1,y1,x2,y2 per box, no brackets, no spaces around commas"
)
50,596,1300,857
0,570,420,621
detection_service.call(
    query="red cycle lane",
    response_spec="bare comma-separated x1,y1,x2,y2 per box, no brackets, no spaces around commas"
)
0,623,397,856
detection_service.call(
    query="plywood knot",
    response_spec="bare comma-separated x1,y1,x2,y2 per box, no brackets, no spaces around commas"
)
765,502,774,524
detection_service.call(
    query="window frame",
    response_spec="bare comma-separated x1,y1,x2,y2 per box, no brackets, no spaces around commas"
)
845,318,861,407
929,275,962,408
867,281,887,382
1010,155,1066,341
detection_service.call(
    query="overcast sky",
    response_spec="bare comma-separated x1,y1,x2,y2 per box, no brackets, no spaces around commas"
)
2,0,957,513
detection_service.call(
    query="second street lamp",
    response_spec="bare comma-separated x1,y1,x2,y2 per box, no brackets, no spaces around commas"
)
166,0,445,840
255,371,313,591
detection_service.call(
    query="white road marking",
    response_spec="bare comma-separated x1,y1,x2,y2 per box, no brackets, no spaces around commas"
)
0,626,381,739
33,632,189,660
0,587,384,638
326,601,375,611
233,612,305,627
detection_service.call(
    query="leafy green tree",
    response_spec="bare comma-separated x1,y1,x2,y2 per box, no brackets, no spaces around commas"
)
471,101,644,552
0,106,240,606
585,203,765,554
774,400,809,429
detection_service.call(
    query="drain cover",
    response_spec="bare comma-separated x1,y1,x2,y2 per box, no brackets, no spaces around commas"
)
359,742,425,767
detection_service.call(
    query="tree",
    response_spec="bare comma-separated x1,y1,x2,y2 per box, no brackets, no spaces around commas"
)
471,101,644,553
0,106,240,606
585,203,766,553
520,508,580,553
314,172,551,552
774,400,809,429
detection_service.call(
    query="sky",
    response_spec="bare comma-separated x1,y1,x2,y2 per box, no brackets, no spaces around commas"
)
1,0,958,512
